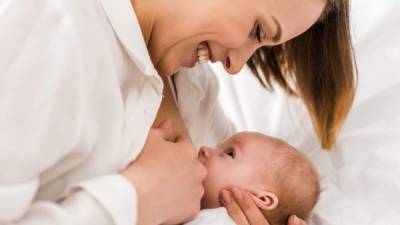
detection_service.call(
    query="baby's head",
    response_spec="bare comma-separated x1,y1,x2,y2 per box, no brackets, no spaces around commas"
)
198,132,320,225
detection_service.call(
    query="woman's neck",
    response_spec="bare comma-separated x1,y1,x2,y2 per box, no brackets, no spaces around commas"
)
131,0,158,46
152,76,191,139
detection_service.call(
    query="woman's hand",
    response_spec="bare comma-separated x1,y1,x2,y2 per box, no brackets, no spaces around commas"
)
220,188,307,225
123,120,207,225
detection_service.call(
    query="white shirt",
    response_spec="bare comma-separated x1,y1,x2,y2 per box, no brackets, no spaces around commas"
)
0,0,234,225
174,65,235,149
184,208,235,225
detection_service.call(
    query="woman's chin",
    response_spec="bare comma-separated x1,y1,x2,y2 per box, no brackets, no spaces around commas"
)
156,61,178,77
156,56,197,76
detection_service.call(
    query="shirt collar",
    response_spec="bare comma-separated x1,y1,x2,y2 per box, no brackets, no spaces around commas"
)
100,0,157,76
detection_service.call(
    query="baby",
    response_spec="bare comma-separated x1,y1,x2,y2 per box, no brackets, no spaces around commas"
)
185,132,320,225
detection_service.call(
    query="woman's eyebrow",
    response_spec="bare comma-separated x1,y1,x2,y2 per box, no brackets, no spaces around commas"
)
270,16,282,43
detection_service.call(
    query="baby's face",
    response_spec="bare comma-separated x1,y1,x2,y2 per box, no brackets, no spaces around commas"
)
198,132,276,208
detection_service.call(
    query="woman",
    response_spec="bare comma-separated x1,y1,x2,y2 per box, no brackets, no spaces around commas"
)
0,0,355,224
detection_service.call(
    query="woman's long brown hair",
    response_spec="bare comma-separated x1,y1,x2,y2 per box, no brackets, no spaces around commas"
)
247,0,356,150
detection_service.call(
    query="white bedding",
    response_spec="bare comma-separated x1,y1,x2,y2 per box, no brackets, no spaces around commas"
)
211,0,400,224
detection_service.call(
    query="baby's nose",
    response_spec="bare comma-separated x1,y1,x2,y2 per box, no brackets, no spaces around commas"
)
198,146,212,159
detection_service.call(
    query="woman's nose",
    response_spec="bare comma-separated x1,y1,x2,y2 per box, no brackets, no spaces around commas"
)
224,45,257,75
198,146,213,159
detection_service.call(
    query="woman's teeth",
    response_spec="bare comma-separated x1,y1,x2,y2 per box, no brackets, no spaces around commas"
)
197,44,210,64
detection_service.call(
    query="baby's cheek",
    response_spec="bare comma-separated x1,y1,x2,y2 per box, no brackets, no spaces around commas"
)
201,178,221,208
201,164,228,208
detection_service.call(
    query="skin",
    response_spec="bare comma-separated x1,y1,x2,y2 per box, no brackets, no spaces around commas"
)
132,0,327,76
198,132,282,209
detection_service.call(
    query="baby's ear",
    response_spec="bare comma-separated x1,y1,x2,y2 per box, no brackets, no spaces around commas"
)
249,191,278,211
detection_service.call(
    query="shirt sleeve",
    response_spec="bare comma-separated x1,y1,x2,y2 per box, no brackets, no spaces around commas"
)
0,1,137,225
0,175,137,225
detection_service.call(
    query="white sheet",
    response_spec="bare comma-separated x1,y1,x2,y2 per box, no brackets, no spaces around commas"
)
184,208,235,225
211,0,400,224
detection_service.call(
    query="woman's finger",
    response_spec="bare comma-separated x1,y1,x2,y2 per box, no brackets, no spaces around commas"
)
220,190,250,225
231,188,270,225
288,215,307,225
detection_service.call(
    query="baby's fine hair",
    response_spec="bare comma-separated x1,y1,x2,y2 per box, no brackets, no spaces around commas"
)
260,137,321,225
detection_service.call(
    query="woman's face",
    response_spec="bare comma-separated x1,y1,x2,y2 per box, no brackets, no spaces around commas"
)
149,0,327,76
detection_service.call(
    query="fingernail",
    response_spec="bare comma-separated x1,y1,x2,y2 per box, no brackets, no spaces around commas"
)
220,190,232,204
232,188,243,201
293,215,300,225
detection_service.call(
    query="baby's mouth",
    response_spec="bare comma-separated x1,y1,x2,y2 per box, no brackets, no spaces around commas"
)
196,42,211,64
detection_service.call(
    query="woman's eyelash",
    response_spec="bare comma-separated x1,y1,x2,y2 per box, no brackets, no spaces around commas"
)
255,23,263,43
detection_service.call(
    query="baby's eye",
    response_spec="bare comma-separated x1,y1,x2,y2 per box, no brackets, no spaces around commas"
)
225,148,235,158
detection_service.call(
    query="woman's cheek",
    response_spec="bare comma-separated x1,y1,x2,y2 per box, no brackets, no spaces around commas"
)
216,20,253,48
214,35,247,50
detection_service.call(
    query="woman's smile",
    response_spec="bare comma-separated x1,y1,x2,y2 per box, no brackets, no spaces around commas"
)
189,42,213,68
